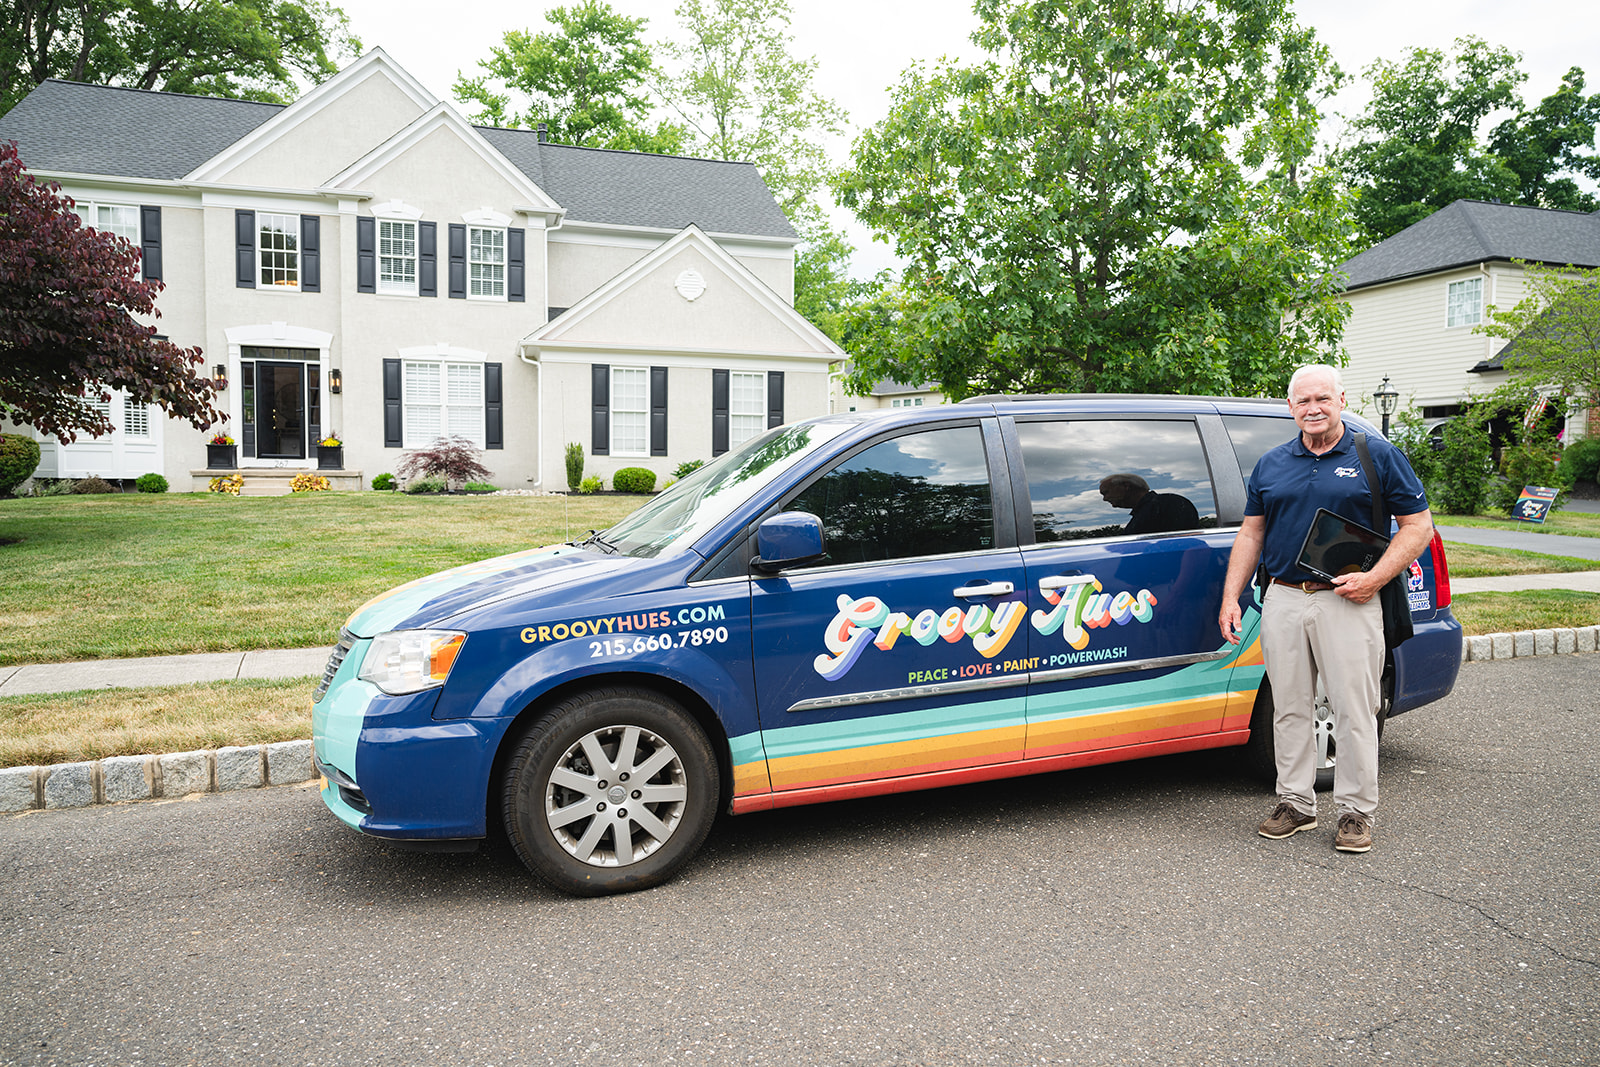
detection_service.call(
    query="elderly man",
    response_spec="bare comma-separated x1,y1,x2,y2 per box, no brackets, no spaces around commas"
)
1099,473,1200,535
1218,365,1432,853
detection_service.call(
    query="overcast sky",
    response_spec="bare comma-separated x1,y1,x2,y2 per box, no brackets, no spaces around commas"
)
334,0,1600,275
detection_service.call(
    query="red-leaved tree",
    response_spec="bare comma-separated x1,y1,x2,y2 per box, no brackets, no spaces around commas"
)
0,141,218,442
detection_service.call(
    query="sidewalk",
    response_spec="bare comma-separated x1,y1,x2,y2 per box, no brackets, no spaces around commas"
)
0,646,331,698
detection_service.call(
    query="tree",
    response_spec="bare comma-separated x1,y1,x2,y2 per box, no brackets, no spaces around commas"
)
1337,39,1600,246
1477,261,1600,434
1,0,361,116
0,141,217,442
453,0,685,153
833,0,1352,401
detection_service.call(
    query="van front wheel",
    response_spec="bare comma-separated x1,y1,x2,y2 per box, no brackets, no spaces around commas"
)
502,688,719,896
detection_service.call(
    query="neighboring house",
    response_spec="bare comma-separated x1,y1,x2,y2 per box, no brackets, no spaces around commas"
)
0,50,843,490
829,367,945,413
1336,199,1600,438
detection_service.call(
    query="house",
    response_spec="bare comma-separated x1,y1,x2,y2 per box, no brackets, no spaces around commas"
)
1336,199,1600,438
829,369,945,413
0,50,844,491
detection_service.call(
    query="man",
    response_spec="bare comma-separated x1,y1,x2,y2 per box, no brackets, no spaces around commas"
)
1218,365,1432,853
1099,473,1200,535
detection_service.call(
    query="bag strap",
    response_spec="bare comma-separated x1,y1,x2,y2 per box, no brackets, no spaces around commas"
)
1351,432,1388,534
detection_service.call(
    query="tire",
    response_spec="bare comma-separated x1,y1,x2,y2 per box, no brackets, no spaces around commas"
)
1244,676,1389,793
502,687,719,897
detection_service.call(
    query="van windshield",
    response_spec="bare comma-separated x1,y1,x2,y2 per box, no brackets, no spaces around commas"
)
602,421,853,559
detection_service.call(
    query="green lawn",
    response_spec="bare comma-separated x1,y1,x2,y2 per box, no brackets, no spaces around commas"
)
1433,508,1600,538
1439,542,1600,579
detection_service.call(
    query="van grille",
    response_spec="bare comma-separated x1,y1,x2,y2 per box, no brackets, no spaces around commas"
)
312,629,355,703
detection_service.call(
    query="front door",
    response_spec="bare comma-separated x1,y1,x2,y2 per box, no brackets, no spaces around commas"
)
255,361,306,459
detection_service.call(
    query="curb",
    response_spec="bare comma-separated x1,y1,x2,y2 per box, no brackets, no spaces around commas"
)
1460,624,1599,662
0,739,315,814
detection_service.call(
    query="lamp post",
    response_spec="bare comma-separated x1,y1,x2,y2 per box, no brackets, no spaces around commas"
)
1373,375,1400,438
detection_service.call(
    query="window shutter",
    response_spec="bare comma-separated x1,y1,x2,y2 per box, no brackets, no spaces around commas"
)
235,210,255,288
507,228,525,302
712,369,729,456
448,223,467,299
650,366,668,456
419,221,437,297
485,362,503,450
767,371,785,428
383,358,403,448
140,206,162,281
591,364,610,456
357,217,375,293
300,215,320,292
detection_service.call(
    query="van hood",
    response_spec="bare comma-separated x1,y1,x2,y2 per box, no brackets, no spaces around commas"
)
343,544,625,637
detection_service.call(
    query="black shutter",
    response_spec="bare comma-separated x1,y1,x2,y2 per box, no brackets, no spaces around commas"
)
448,223,466,299
419,221,437,297
140,206,161,281
300,215,320,292
235,210,255,288
507,227,525,302
356,217,375,293
383,358,403,448
485,362,503,450
591,364,610,456
712,369,729,456
650,366,668,456
767,371,785,428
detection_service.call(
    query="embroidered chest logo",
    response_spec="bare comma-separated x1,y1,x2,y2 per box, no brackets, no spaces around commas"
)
1334,466,1360,478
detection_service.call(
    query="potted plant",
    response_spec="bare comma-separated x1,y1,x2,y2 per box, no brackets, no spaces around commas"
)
317,431,343,470
207,430,236,470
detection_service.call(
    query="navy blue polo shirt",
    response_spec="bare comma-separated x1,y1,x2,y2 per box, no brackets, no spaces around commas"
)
1246,425,1428,584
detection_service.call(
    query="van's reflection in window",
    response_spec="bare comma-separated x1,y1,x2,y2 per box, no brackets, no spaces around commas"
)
786,426,994,565
1018,420,1217,541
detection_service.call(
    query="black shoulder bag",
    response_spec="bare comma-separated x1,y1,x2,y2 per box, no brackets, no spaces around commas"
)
1352,432,1415,649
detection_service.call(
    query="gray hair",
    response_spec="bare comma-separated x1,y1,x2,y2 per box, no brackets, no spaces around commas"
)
1287,364,1344,400
1099,473,1149,494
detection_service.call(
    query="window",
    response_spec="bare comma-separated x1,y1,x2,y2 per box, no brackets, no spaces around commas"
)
469,227,505,299
1017,419,1216,541
890,397,924,407
123,396,150,438
403,361,484,447
610,367,649,455
74,202,139,244
380,220,418,294
785,425,995,566
729,371,766,448
257,212,299,289
1447,277,1483,327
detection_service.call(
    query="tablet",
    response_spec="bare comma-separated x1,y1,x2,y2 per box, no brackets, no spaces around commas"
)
1296,508,1389,582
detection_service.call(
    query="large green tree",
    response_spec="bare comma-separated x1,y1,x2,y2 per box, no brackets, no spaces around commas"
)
1337,39,1600,246
0,0,360,115
833,0,1352,401
453,0,684,152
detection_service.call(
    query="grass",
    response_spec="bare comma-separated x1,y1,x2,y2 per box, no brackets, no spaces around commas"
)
1438,543,1600,579
1450,590,1600,638
0,492,642,666
1433,508,1600,538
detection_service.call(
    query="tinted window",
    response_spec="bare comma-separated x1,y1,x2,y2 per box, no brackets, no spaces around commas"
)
1221,414,1297,479
1017,420,1217,541
786,425,994,566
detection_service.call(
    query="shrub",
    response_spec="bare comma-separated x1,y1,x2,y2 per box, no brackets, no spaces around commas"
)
209,473,243,495
611,467,656,493
371,472,397,491
1561,436,1600,484
1429,416,1494,515
32,478,74,497
289,473,331,493
134,473,169,493
565,442,584,491
579,474,604,494
71,476,118,494
404,475,447,494
463,481,498,492
396,435,492,491
0,433,42,496
672,459,705,479
1491,434,1566,515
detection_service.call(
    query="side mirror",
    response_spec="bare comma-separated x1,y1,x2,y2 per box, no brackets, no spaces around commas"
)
753,511,825,573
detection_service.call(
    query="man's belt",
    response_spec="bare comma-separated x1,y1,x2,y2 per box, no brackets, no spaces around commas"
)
1271,577,1335,592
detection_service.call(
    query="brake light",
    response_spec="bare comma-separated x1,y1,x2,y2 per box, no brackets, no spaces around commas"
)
1429,529,1451,607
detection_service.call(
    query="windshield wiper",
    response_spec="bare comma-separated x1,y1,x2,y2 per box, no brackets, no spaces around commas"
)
579,530,620,554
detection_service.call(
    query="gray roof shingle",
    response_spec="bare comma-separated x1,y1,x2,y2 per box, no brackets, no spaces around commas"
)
0,79,795,239
1341,199,1600,290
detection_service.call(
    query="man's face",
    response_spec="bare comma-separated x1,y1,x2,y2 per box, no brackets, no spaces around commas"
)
1100,482,1136,508
1288,373,1346,439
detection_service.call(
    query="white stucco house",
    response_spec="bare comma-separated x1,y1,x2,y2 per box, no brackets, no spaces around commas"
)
0,50,844,491
1336,199,1600,438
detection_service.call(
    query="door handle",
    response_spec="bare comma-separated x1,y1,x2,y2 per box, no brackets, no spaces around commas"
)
953,581,1014,599
1038,574,1086,592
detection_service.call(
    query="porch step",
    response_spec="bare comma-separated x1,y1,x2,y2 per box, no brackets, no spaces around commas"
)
190,468,364,495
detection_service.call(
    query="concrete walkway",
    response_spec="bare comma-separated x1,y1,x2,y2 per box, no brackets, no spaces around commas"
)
0,646,330,698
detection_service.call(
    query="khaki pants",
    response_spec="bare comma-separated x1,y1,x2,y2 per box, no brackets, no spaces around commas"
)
1259,583,1383,819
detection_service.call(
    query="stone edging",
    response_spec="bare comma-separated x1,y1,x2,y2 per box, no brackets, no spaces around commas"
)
0,739,313,814
1461,625,1599,662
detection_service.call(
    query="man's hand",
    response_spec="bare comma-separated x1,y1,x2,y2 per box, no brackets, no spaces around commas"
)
1332,569,1384,603
1336,509,1434,604
1219,601,1244,645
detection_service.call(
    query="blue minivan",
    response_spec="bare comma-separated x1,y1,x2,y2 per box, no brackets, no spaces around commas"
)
312,396,1462,895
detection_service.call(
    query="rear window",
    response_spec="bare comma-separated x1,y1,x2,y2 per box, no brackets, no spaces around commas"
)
1221,414,1296,480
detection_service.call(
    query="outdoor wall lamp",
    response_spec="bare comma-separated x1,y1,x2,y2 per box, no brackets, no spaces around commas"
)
213,363,228,391
1373,375,1399,437
329,367,342,394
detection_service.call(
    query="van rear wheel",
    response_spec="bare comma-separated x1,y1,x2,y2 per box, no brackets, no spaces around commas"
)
502,688,718,896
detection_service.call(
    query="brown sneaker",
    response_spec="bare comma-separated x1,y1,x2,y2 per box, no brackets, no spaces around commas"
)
1257,802,1317,839
1335,813,1373,853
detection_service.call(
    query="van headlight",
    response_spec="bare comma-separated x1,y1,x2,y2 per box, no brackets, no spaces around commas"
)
358,630,467,695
